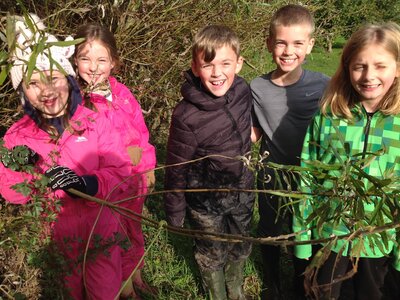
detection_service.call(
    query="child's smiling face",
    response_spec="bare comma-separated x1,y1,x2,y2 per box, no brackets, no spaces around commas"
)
267,24,314,76
349,43,400,111
22,70,69,118
75,39,115,86
191,45,243,97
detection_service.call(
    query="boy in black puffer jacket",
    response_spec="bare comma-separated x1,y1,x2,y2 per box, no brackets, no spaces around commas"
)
164,25,255,300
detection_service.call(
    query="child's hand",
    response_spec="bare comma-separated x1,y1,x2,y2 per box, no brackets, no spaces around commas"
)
146,170,156,193
45,166,87,197
127,145,143,166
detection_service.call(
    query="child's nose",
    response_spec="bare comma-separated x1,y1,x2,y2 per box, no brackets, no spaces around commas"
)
212,65,221,76
41,82,55,96
89,62,98,73
283,44,295,55
364,67,376,79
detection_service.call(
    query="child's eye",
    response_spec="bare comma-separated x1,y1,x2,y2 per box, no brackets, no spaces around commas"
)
353,65,364,71
202,64,212,69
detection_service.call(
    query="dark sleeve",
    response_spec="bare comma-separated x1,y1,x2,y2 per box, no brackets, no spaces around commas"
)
163,109,198,226
251,103,261,128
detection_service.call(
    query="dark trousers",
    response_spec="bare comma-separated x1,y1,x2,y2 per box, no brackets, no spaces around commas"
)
316,251,388,300
187,191,254,272
382,265,400,300
258,171,306,299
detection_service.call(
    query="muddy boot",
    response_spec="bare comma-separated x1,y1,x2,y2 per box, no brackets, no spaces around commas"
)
201,269,228,300
224,260,246,300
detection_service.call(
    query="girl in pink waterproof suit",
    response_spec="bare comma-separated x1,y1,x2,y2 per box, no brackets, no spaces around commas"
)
74,24,157,298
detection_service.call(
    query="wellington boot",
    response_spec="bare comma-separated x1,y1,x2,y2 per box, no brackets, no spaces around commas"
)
224,260,246,300
201,269,228,300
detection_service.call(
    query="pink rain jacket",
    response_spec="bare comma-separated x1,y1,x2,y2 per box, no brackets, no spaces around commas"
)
88,76,156,279
0,105,134,299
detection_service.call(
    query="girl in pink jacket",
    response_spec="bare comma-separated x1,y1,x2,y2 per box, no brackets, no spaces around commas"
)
1,15,134,299
73,24,157,298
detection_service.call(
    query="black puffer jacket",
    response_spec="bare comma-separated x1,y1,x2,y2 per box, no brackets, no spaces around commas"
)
164,70,254,226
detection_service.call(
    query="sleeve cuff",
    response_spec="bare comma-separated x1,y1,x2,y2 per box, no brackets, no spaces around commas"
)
82,175,99,196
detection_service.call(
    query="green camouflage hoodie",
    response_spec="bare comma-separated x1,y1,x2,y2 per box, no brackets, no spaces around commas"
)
293,104,400,270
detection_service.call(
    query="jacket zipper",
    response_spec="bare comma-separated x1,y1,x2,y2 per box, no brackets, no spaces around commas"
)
222,106,244,150
361,112,374,161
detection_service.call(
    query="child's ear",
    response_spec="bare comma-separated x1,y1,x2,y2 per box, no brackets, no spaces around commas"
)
235,56,244,74
191,60,199,77
266,37,273,53
306,38,315,55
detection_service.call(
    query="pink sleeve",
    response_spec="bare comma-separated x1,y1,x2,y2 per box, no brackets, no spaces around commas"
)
127,90,156,171
112,79,156,172
0,162,33,204
90,116,138,201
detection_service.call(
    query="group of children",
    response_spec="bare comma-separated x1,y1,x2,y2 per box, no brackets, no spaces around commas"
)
0,3,399,300
164,4,400,300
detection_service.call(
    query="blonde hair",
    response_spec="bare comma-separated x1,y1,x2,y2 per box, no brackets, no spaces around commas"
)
321,22,400,119
268,4,315,38
192,25,240,63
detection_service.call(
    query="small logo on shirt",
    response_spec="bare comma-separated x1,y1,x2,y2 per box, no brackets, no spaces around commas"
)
75,136,88,143
306,91,319,97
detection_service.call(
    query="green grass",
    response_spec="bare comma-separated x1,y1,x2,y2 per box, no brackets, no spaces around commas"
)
305,46,342,77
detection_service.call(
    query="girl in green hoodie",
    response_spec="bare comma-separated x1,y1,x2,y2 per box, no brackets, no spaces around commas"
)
293,22,400,299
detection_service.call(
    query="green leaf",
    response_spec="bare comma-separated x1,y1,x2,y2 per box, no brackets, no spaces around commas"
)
46,37,85,47
11,180,32,197
0,50,9,65
6,14,16,48
23,13,35,33
0,66,8,86
26,48,39,83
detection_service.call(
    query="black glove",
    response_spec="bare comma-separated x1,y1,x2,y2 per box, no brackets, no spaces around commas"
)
45,165,86,195
1,145,39,170
45,166,99,198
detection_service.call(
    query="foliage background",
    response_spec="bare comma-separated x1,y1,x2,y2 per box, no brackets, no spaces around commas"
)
1,0,400,299
1,0,399,140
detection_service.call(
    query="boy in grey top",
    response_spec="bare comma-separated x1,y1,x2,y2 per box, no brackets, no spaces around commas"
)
252,70,329,165
251,4,329,299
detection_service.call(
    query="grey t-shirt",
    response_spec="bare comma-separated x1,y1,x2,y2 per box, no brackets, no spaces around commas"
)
251,69,329,165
